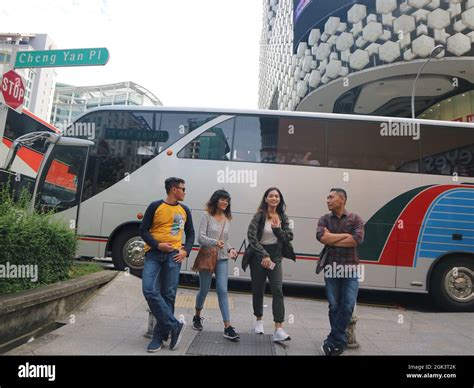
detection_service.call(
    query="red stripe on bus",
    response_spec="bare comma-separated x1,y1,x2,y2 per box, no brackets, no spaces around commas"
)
79,237,108,243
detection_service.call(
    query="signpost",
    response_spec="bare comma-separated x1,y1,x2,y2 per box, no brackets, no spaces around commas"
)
1,70,25,112
1,47,109,114
14,47,109,69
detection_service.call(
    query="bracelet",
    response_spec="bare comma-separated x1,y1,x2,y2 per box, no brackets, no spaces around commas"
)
227,248,234,253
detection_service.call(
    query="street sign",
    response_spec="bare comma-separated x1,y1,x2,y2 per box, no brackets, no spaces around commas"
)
14,47,109,69
1,70,25,112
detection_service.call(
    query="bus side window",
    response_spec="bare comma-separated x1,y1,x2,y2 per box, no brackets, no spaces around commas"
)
177,118,234,161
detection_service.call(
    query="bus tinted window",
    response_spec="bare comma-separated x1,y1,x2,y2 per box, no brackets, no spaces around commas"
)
277,117,325,166
158,113,218,153
327,120,420,172
80,111,160,200
177,118,233,160
233,115,326,166
232,115,265,162
421,125,474,177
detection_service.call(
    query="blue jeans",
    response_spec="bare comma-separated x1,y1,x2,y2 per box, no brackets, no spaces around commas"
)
142,250,181,341
195,259,230,322
324,275,359,348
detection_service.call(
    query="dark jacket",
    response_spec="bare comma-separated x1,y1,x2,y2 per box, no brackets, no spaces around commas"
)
242,211,296,271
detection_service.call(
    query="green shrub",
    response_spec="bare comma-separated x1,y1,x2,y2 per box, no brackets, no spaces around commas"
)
0,187,77,294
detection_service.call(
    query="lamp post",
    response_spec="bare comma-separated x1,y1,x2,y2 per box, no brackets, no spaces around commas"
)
411,45,444,119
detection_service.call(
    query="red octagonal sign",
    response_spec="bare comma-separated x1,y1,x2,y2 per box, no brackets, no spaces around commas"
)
1,70,25,111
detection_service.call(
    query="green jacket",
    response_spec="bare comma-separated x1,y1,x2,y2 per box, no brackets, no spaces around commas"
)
242,211,296,271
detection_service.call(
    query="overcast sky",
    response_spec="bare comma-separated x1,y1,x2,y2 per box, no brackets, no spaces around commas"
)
1,0,263,108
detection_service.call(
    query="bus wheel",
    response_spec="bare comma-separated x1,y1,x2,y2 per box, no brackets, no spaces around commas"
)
112,228,144,278
430,257,474,312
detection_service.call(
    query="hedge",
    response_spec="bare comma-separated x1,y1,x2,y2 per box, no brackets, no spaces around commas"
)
0,188,77,294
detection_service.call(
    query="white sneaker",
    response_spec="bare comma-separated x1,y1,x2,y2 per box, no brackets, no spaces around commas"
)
273,328,291,342
254,320,264,334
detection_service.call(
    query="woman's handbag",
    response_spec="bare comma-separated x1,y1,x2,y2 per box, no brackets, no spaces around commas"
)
192,219,226,273
315,246,328,274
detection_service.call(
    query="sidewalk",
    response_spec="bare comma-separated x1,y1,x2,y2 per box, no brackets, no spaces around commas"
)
7,272,474,356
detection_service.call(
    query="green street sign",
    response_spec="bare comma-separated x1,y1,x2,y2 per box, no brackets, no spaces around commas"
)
14,47,109,68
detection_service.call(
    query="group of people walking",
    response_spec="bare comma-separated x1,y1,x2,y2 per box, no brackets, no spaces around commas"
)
140,177,364,356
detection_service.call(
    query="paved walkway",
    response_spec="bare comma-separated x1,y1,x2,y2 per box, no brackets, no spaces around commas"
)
7,272,474,356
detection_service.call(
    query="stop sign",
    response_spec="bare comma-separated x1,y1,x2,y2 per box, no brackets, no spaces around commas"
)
1,70,25,111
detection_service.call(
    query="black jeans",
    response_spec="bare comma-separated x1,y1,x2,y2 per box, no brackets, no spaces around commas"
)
249,244,285,323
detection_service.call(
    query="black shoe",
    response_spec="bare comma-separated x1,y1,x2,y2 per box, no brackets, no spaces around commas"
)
223,326,240,340
170,321,186,350
320,341,344,356
192,315,203,331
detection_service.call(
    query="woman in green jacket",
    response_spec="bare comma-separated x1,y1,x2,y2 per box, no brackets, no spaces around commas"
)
243,187,295,342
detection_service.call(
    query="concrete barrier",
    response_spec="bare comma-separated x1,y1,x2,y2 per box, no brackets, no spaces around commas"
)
0,270,118,353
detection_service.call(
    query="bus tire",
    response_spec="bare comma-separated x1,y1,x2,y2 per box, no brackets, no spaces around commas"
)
111,227,144,278
430,256,474,312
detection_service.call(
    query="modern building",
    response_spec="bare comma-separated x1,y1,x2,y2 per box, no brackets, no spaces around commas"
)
0,33,57,121
259,0,474,121
50,81,163,127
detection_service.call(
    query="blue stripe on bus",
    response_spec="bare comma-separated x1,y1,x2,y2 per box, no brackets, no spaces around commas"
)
432,204,474,214
423,227,474,238
421,234,474,245
426,219,474,229
415,188,474,267
419,242,474,253
429,211,474,222
443,191,474,199
438,198,474,207
418,250,444,259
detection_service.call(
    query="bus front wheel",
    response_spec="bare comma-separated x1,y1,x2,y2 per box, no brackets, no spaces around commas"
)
430,256,474,312
111,227,145,278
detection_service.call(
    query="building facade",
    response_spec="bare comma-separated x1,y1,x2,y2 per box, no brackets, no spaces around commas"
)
0,33,57,121
259,0,474,121
50,81,162,127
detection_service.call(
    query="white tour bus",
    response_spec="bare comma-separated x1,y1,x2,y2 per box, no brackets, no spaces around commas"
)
3,106,473,311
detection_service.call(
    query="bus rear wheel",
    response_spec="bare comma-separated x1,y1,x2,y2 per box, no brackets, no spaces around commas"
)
111,227,144,278
430,257,474,312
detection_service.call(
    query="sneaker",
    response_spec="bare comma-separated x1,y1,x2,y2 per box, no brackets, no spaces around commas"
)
223,326,240,340
320,341,344,356
273,328,291,342
147,337,162,352
192,315,203,331
254,320,264,334
169,321,186,350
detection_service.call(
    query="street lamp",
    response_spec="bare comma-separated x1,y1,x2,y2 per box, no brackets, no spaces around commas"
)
411,44,444,119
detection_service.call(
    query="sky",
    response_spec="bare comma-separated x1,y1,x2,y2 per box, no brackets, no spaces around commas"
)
1,0,263,109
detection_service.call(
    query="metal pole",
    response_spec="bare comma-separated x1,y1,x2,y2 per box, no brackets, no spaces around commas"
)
411,58,432,119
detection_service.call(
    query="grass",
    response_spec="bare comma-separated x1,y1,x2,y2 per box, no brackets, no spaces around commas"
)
68,262,104,279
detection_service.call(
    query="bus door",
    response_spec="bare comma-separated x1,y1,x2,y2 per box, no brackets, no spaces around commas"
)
34,143,91,231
